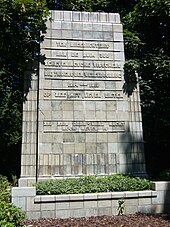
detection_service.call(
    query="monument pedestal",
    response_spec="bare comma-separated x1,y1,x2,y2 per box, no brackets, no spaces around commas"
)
20,11,146,186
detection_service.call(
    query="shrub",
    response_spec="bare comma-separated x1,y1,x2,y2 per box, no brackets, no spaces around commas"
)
0,201,25,227
36,174,152,195
0,175,25,226
158,169,170,181
0,175,11,203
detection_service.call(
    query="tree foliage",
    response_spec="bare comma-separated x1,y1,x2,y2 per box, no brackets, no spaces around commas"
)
0,0,169,178
123,0,170,175
0,0,49,177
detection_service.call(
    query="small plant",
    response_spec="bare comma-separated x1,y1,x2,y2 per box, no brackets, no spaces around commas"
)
117,198,125,215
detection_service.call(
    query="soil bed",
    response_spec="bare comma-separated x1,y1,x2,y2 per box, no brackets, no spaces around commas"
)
22,213,170,226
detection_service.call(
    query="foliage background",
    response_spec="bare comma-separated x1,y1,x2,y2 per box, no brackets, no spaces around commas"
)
0,0,169,179
0,0,49,179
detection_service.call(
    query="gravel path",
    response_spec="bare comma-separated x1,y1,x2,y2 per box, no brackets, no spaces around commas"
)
22,213,170,226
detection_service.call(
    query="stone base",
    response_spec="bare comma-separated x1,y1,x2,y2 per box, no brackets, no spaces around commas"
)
19,177,36,187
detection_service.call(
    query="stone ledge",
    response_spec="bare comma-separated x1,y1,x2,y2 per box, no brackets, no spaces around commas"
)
152,181,170,191
34,190,157,203
12,187,36,197
51,11,120,23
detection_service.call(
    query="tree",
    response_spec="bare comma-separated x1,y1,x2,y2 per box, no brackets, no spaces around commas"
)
0,0,49,178
123,0,170,176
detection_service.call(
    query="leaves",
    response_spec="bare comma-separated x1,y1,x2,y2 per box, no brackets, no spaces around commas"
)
0,0,49,176
36,175,152,195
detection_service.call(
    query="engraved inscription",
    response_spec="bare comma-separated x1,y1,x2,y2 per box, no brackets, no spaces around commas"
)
43,90,124,100
67,81,99,89
44,70,122,80
50,40,113,50
49,50,114,60
45,60,122,69
43,121,126,133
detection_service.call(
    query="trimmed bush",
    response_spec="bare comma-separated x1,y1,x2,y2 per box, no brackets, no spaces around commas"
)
36,174,152,195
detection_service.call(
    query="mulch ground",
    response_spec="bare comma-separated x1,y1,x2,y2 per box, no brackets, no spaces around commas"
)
22,213,170,226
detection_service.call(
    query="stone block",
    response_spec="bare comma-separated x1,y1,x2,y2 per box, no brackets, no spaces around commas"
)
62,21,72,29
112,24,122,32
26,211,41,220
108,143,118,153
85,208,98,217
56,195,70,202
125,198,138,206
12,197,26,211
111,192,125,199
83,31,93,39
40,195,56,202
152,181,170,191
114,32,123,41
99,13,108,22
84,201,98,208
139,198,152,206
112,206,119,215
98,207,112,216
12,187,36,197
70,194,84,201
41,202,55,211
138,191,152,197
152,191,166,204
27,197,41,211
41,211,55,218
34,196,41,203
81,12,89,22
86,133,96,142
51,21,61,29
63,144,75,153
56,202,70,210
63,133,74,142
75,143,85,153
73,31,83,39
97,143,107,153
70,209,86,218
125,205,138,215
83,22,92,30
56,209,71,219
138,205,154,214
70,201,84,209
86,143,97,153
98,200,112,208
108,133,118,143
84,193,97,200
102,23,112,31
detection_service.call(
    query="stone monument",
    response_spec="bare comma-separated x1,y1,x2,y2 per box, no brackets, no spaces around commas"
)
19,11,146,186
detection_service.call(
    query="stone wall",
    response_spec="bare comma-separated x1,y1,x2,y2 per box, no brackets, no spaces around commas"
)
12,182,170,219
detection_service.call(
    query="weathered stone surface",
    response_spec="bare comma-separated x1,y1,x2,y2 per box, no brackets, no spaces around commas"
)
20,11,146,185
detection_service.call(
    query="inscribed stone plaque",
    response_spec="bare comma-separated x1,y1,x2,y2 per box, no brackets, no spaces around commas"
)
19,11,146,186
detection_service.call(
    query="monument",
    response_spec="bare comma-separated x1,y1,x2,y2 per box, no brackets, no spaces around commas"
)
19,11,146,186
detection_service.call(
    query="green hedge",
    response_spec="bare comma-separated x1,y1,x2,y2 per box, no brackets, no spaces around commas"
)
36,174,152,195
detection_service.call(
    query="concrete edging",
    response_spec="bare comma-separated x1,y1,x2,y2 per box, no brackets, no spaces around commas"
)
11,182,170,219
